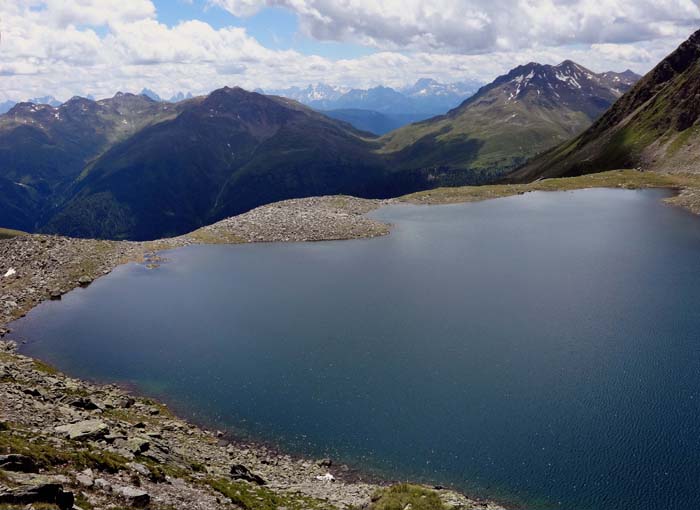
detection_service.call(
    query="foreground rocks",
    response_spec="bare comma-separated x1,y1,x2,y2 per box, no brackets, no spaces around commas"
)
0,482,74,509
0,195,505,509
0,339,503,510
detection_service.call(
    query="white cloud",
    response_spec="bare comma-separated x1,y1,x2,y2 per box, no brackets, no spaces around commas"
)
210,0,700,52
0,0,697,102
42,0,156,27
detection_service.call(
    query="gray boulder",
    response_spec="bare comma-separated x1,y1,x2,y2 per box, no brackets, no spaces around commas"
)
55,419,109,440
116,486,150,508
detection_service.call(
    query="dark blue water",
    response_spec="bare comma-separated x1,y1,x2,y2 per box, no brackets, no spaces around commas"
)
12,189,700,510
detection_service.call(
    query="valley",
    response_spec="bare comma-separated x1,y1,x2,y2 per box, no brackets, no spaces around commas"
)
2,7,700,509
0,61,639,242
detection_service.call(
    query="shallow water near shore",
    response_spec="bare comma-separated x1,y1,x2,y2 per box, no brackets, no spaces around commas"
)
13,188,700,510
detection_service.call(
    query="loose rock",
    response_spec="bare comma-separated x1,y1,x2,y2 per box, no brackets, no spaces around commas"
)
230,463,266,485
55,419,109,440
116,485,150,508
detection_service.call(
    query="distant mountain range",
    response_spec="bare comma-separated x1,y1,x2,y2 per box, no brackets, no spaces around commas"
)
380,61,640,178
266,79,482,113
0,96,62,114
0,63,641,240
140,89,194,103
511,29,700,181
0,79,480,136
264,79,483,134
0,91,195,115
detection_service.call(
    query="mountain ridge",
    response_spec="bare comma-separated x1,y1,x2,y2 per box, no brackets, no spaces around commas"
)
379,61,640,179
0,63,640,240
510,30,700,181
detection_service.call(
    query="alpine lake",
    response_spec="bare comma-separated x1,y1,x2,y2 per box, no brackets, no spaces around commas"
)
12,188,700,510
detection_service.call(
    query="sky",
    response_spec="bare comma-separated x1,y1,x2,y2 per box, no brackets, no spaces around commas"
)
1,0,699,101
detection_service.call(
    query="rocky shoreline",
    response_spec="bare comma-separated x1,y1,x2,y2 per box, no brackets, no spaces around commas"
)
0,195,505,510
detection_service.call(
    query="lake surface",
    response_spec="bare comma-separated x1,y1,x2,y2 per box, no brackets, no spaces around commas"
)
12,189,700,510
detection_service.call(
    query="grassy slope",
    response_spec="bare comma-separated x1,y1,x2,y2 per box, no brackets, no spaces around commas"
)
44,90,391,241
0,227,27,239
400,169,700,207
379,89,593,177
0,95,185,234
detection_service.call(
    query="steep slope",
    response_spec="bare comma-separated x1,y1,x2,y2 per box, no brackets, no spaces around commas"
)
0,93,181,230
44,87,391,240
380,61,639,180
510,30,700,181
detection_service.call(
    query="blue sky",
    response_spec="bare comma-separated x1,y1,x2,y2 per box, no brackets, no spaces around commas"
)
153,1,375,59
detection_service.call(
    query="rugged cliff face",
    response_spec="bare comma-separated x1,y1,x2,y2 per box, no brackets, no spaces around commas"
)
510,29,700,182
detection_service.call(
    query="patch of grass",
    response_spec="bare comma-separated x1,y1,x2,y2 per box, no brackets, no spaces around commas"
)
368,484,449,510
400,170,700,205
74,492,95,510
64,240,116,283
118,506,190,510
668,125,700,155
0,227,27,239
0,430,68,467
32,359,59,375
102,402,170,427
140,398,174,417
0,428,128,473
187,228,245,245
0,467,15,485
73,449,129,474
190,461,206,473
102,407,142,425
208,478,337,510
134,454,187,481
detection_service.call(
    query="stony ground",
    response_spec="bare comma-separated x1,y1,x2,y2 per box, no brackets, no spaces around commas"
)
0,195,505,510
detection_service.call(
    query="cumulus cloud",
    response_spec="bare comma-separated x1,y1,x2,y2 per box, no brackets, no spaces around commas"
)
0,0,697,102
210,0,700,52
